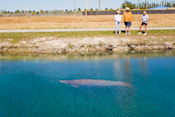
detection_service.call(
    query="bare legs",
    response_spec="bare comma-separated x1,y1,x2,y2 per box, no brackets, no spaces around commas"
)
140,25,147,33
125,27,127,33
140,25,143,32
128,27,130,33
125,27,131,34
145,25,147,33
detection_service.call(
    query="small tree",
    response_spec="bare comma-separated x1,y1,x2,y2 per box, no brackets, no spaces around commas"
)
90,8,93,11
3,11,7,14
40,9,44,14
121,1,135,10
105,8,108,10
78,8,81,11
45,10,49,14
167,3,171,7
14,10,20,14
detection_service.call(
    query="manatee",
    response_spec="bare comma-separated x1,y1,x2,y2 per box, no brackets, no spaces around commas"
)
59,79,133,88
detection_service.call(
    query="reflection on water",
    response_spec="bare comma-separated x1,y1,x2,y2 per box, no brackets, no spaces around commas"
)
0,50,175,116
0,50,175,61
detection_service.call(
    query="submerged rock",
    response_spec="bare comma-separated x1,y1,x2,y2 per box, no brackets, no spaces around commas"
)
3,48,8,51
95,46,100,50
112,47,122,52
106,44,114,50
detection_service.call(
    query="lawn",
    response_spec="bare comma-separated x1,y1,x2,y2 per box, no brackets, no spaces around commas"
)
0,30,175,43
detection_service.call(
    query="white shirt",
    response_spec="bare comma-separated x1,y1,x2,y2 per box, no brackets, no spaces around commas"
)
142,15,149,23
115,14,122,22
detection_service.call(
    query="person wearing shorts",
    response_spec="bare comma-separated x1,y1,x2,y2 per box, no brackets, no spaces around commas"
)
138,11,149,35
123,7,133,35
124,22,131,28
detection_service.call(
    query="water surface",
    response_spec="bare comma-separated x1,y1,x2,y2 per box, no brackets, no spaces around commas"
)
0,51,175,116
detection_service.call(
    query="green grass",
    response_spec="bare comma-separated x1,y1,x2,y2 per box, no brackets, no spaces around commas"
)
0,30,175,43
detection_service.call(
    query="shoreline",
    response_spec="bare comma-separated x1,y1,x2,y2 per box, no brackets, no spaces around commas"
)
0,30,175,54
1,50,175,62
0,43,174,54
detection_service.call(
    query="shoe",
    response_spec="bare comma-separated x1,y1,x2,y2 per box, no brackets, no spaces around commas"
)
125,33,127,35
128,32,131,35
119,32,121,35
115,32,117,35
138,32,142,34
143,33,147,35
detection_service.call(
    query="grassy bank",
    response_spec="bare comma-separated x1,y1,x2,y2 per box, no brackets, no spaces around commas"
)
0,30,175,43
0,30,175,54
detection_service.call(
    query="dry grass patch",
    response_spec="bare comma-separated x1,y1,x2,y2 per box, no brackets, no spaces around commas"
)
0,14,175,29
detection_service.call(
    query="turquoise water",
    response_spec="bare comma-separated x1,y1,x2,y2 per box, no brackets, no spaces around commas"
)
0,52,175,116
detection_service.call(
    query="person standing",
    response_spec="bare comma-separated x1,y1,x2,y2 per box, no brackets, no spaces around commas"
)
115,11,122,35
123,7,133,35
138,11,149,35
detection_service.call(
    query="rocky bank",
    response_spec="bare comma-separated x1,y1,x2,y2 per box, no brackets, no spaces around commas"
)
0,36,175,54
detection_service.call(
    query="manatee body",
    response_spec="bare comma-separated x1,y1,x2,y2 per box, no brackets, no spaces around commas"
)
59,79,133,88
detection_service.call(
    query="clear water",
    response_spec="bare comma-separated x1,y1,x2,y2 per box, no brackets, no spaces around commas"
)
0,52,175,117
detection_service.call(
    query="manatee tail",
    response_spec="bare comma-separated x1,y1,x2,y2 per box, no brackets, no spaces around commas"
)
115,82,134,88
